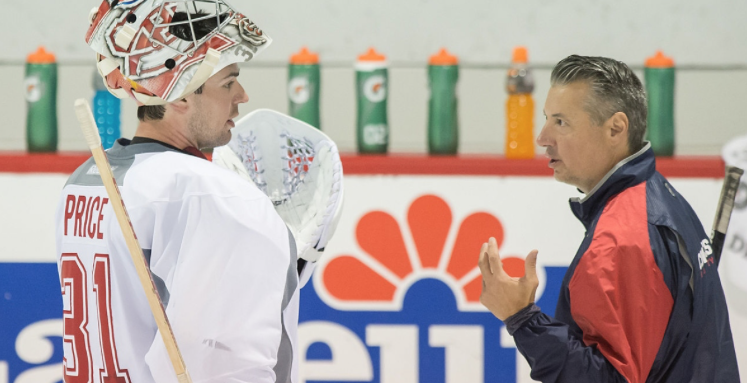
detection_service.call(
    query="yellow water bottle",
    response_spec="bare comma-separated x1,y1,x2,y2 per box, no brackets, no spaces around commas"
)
505,46,535,159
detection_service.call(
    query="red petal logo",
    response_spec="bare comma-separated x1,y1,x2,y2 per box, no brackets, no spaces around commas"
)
318,195,525,310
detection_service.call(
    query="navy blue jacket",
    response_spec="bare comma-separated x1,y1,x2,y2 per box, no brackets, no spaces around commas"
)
511,145,740,382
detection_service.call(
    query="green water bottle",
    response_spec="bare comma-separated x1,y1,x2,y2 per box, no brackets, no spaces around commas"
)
644,51,675,156
25,46,58,152
288,47,321,129
356,48,388,154
427,48,459,155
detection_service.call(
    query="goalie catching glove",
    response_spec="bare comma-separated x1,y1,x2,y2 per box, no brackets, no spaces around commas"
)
212,109,344,263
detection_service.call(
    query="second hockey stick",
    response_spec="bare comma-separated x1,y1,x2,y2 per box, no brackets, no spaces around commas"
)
73,99,192,383
711,165,744,267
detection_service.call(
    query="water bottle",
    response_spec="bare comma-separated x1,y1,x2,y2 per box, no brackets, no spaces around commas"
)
288,47,321,129
92,69,121,149
25,46,57,152
505,46,535,159
428,48,459,155
645,51,675,156
356,48,388,154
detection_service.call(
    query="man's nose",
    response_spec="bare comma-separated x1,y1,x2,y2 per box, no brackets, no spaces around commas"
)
536,122,551,147
236,83,249,104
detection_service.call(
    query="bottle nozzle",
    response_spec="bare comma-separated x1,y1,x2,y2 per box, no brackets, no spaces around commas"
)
645,51,675,68
290,46,319,65
512,46,528,64
27,46,56,64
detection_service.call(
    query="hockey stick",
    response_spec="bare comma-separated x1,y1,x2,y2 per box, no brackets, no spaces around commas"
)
711,165,744,267
73,99,192,383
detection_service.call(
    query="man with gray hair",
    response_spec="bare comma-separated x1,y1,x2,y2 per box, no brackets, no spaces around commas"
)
479,55,739,382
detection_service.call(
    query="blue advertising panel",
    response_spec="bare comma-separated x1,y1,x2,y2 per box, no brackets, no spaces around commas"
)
299,267,566,382
0,263,63,383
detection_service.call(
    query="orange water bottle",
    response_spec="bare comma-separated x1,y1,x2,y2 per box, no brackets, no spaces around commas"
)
505,46,535,159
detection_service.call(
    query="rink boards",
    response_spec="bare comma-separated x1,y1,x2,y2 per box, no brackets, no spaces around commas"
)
1,173,745,383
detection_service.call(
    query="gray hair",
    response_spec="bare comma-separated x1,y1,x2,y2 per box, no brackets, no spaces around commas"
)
550,55,647,153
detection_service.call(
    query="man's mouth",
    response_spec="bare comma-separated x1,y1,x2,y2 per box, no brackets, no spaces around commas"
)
227,112,239,128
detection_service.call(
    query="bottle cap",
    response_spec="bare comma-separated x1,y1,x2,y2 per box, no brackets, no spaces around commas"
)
511,46,528,64
429,48,458,65
645,51,675,68
290,46,319,65
27,46,56,64
358,47,386,62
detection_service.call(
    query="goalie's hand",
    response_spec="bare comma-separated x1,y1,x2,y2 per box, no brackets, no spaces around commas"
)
478,237,539,321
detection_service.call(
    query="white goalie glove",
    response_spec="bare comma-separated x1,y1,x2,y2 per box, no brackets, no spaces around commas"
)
212,109,344,263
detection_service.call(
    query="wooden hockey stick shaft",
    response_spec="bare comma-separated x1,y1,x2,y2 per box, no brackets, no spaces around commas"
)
74,99,192,383
711,165,744,267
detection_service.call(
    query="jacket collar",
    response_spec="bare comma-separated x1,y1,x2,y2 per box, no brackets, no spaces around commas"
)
570,142,655,228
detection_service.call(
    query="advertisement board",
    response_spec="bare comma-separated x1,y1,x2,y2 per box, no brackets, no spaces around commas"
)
0,173,739,383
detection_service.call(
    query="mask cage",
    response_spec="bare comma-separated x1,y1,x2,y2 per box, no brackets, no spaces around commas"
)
152,0,237,56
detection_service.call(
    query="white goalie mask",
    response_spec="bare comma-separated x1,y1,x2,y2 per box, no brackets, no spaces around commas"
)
212,110,345,264
84,0,271,105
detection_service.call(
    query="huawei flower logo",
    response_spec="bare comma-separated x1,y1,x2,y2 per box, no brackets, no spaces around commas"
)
316,195,526,311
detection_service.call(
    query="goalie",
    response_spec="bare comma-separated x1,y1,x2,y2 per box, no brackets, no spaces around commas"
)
54,1,342,382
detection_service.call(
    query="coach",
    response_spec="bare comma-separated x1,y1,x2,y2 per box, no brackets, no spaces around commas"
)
479,55,740,382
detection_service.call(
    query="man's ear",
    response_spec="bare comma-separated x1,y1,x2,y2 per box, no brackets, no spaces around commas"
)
608,111,629,145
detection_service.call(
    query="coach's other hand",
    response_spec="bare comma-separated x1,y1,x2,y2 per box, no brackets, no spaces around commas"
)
478,237,539,321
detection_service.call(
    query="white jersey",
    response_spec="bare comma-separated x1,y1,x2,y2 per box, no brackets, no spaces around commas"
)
55,140,305,383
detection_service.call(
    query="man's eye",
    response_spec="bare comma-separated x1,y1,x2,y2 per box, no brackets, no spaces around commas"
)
225,81,234,89
556,119,564,126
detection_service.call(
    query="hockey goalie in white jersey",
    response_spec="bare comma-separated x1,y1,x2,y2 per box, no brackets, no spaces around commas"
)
55,1,343,382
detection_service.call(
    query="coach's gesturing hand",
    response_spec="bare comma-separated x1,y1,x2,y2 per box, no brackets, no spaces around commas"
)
478,237,539,321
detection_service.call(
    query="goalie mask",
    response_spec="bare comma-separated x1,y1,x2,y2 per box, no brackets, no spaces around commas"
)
85,0,271,105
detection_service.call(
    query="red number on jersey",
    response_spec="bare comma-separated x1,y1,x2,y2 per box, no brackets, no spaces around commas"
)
61,253,93,383
93,255,131,383
62,253,131,383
